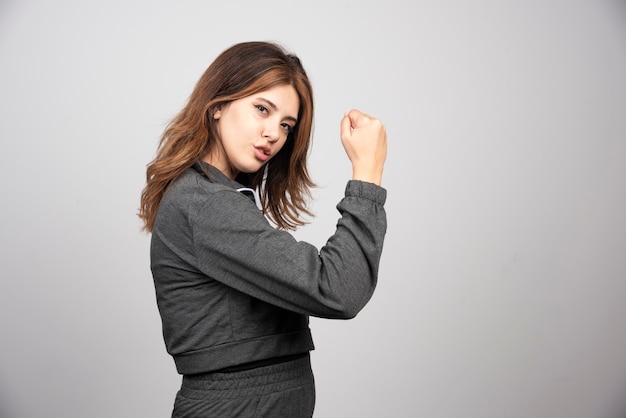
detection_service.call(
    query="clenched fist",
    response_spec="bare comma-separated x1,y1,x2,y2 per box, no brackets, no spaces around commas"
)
340,109,387,186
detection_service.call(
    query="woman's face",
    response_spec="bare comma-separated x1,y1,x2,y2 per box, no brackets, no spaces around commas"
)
206,84,300,179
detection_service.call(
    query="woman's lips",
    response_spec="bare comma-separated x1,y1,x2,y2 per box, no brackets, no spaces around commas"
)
254,146,270,162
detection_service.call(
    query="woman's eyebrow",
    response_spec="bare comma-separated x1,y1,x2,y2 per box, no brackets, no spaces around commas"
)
256,97,298,123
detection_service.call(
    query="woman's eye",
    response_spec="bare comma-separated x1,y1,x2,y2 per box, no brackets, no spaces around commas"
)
255,104,268,113
281,123,293,133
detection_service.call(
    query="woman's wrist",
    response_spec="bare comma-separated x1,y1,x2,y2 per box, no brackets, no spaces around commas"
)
351,168,383,186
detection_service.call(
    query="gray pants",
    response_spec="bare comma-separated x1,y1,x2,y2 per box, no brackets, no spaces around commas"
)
172,355,315,417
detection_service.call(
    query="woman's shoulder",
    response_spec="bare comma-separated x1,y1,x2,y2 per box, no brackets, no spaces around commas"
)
156,167,263,233
165,167,235,204
155,168,241,228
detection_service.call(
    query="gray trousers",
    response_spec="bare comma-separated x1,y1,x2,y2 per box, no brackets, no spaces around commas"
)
172,355,315,418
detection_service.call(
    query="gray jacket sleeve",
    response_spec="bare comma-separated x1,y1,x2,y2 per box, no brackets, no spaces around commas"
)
191,180,387,319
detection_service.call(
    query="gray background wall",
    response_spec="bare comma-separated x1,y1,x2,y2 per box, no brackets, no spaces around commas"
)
1,0,625,417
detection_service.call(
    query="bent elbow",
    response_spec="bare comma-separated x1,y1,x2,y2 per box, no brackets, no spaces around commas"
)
337,309,359,320
315,269,378,319
333,297,369,320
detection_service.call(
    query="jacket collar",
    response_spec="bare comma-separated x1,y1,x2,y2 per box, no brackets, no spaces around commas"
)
191,161,260,208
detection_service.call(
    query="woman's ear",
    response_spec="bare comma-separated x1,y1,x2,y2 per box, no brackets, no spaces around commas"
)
213,107,222,120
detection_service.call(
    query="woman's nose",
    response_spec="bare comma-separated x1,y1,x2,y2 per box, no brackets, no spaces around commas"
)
263,124,280,142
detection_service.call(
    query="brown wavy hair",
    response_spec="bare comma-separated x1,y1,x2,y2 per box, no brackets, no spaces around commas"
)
139,41,316,232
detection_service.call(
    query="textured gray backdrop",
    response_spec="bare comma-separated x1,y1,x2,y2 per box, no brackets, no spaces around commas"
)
1,0,625,417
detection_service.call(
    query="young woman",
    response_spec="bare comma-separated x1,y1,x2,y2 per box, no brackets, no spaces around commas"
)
139,41,387,417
